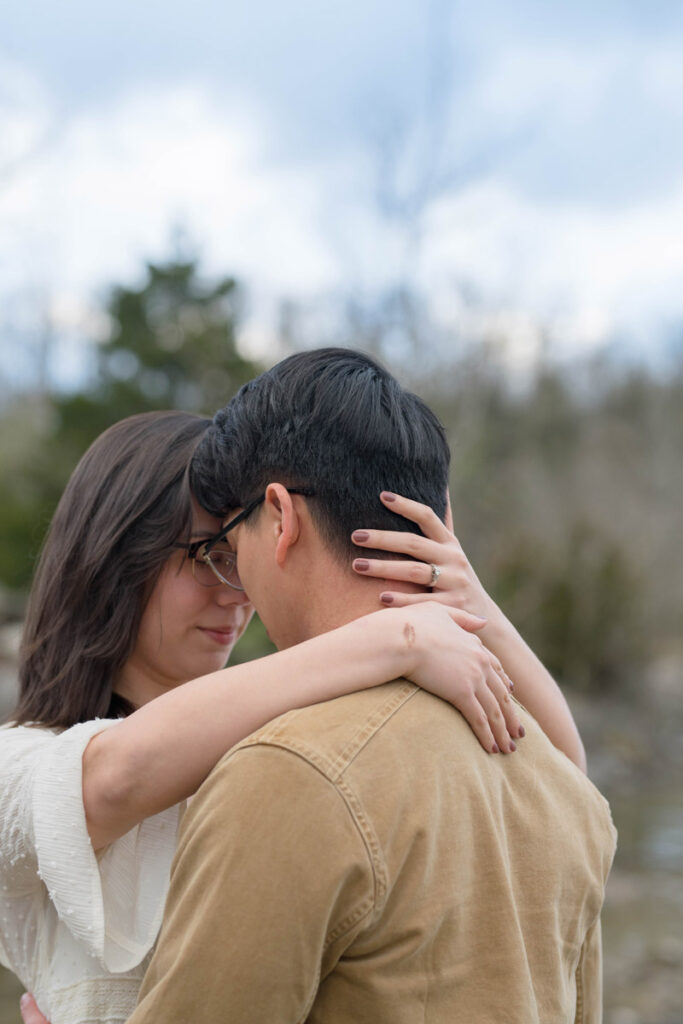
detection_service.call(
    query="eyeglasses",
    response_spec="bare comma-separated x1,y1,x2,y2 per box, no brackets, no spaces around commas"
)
175,487,316,589
173,538,245,590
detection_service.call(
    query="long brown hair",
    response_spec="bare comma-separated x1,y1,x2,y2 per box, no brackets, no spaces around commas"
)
11,411,211,728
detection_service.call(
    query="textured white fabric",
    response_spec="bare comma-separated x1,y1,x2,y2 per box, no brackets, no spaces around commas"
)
0,720,183,1024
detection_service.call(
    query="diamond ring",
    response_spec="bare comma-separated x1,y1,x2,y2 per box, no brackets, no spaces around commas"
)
429,564,442,587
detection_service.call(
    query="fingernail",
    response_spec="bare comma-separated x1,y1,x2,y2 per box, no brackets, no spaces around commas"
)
20,994,30,1007
380,593,394,604
509,741,516,752
491,743,499,753
381,492,397,502
354,559,370,571
518,725,525,738
352,530,370,542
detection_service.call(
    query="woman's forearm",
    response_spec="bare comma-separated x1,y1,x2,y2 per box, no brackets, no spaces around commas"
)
83,612,412,850
480,604,587,772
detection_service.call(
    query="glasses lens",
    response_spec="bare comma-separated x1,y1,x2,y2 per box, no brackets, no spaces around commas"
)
195,546,243,590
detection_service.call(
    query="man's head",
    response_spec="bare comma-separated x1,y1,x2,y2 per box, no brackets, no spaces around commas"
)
190,348,450,645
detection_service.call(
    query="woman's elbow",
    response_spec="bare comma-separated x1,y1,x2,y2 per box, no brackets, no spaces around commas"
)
82,732,139,850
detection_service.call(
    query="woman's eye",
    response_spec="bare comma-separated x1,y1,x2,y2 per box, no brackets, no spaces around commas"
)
204,548,235,567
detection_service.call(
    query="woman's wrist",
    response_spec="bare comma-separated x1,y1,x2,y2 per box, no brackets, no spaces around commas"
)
478,598,514,656
386,606,425,682
356,607,416,684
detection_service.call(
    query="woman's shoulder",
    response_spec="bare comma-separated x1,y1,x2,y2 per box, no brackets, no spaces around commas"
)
0,720,59,748
0,719,120,739
0,725,60,792
0,718,123,771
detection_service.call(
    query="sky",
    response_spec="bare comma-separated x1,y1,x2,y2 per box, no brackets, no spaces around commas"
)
1,0,683,387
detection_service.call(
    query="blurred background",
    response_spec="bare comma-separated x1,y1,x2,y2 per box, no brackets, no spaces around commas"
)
1,1,681,1021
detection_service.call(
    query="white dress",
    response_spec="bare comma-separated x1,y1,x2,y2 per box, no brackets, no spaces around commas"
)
0,720,183,1024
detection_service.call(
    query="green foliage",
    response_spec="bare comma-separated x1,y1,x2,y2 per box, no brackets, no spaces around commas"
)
418,355,682,695
56,259,258,444
491,522,647,693
95,261,252,416
228,615,277,665
0,258,263,593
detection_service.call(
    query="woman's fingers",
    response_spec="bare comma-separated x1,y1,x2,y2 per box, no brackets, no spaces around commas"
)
378,589,458,608
481,663,522,745
380,491,455,542
444,490,454,533
474,678,518,754
443,617,520,751
457,693,499,754
401,602,523,755
380,591,488,630
443,606,488,632
354,555,446,588
352,528,445,562
20,995,50,1024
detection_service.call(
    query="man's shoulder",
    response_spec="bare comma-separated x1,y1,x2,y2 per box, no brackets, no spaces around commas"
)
227,679,439,781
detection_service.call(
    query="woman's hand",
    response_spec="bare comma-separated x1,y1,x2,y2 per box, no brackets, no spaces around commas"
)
393,602,522,755
352,491,498,624
20,994,49,1024
352,491,587,771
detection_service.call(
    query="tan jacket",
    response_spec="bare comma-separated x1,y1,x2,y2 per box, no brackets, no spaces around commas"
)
129,682,617,1024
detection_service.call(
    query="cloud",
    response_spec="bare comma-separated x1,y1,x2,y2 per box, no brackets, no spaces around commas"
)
0,74,343,300
447,35,683,205
1,36,683,381
421,176,683,357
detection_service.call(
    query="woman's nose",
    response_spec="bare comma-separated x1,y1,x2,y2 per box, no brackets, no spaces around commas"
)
214,583,251,606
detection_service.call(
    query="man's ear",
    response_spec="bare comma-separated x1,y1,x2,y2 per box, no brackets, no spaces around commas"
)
263,483,301,567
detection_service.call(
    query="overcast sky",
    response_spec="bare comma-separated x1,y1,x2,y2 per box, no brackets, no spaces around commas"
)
2,0,683,383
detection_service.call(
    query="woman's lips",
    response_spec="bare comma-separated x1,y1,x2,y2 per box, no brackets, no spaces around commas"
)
199,627,236,646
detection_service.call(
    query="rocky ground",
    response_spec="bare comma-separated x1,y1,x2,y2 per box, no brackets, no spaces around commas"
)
568,664,683,1024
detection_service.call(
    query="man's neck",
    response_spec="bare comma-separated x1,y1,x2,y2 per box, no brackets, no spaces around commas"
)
298,587,388,644
277,556,421,649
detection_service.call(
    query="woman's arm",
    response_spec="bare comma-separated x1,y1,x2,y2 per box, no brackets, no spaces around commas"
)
84,602,521,850
351,492,587,772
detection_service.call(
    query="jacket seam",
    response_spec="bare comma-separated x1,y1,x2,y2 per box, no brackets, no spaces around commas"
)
574,944,585,1024
236,681,418,781
329,682,419,777
225,742,388,924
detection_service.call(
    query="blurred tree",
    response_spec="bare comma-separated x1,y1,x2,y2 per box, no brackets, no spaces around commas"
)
416,354,668,695
490,521,647,693
57,258,257,445
0,258,263,594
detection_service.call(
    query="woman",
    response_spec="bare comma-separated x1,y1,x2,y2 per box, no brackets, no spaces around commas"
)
3,411,580,1024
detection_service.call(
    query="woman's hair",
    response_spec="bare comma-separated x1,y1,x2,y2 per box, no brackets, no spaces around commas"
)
11,410,211,729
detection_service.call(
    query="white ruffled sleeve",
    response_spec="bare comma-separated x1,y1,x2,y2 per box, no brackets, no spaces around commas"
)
1,721,182,973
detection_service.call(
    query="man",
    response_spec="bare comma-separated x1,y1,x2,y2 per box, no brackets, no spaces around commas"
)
129,348,616,1022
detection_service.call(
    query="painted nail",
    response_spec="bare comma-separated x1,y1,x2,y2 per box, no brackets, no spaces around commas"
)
381,491,397,502
491,743,499,753
352,530,370,542
380,594,394,604
354,559,370,571
518,725,525,738
509,741,516,752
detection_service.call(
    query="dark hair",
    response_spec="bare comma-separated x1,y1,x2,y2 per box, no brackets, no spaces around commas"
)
11,410,211,729
191,348,450,561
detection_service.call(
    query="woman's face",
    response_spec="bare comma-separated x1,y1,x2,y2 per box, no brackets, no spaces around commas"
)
117,499,254,706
